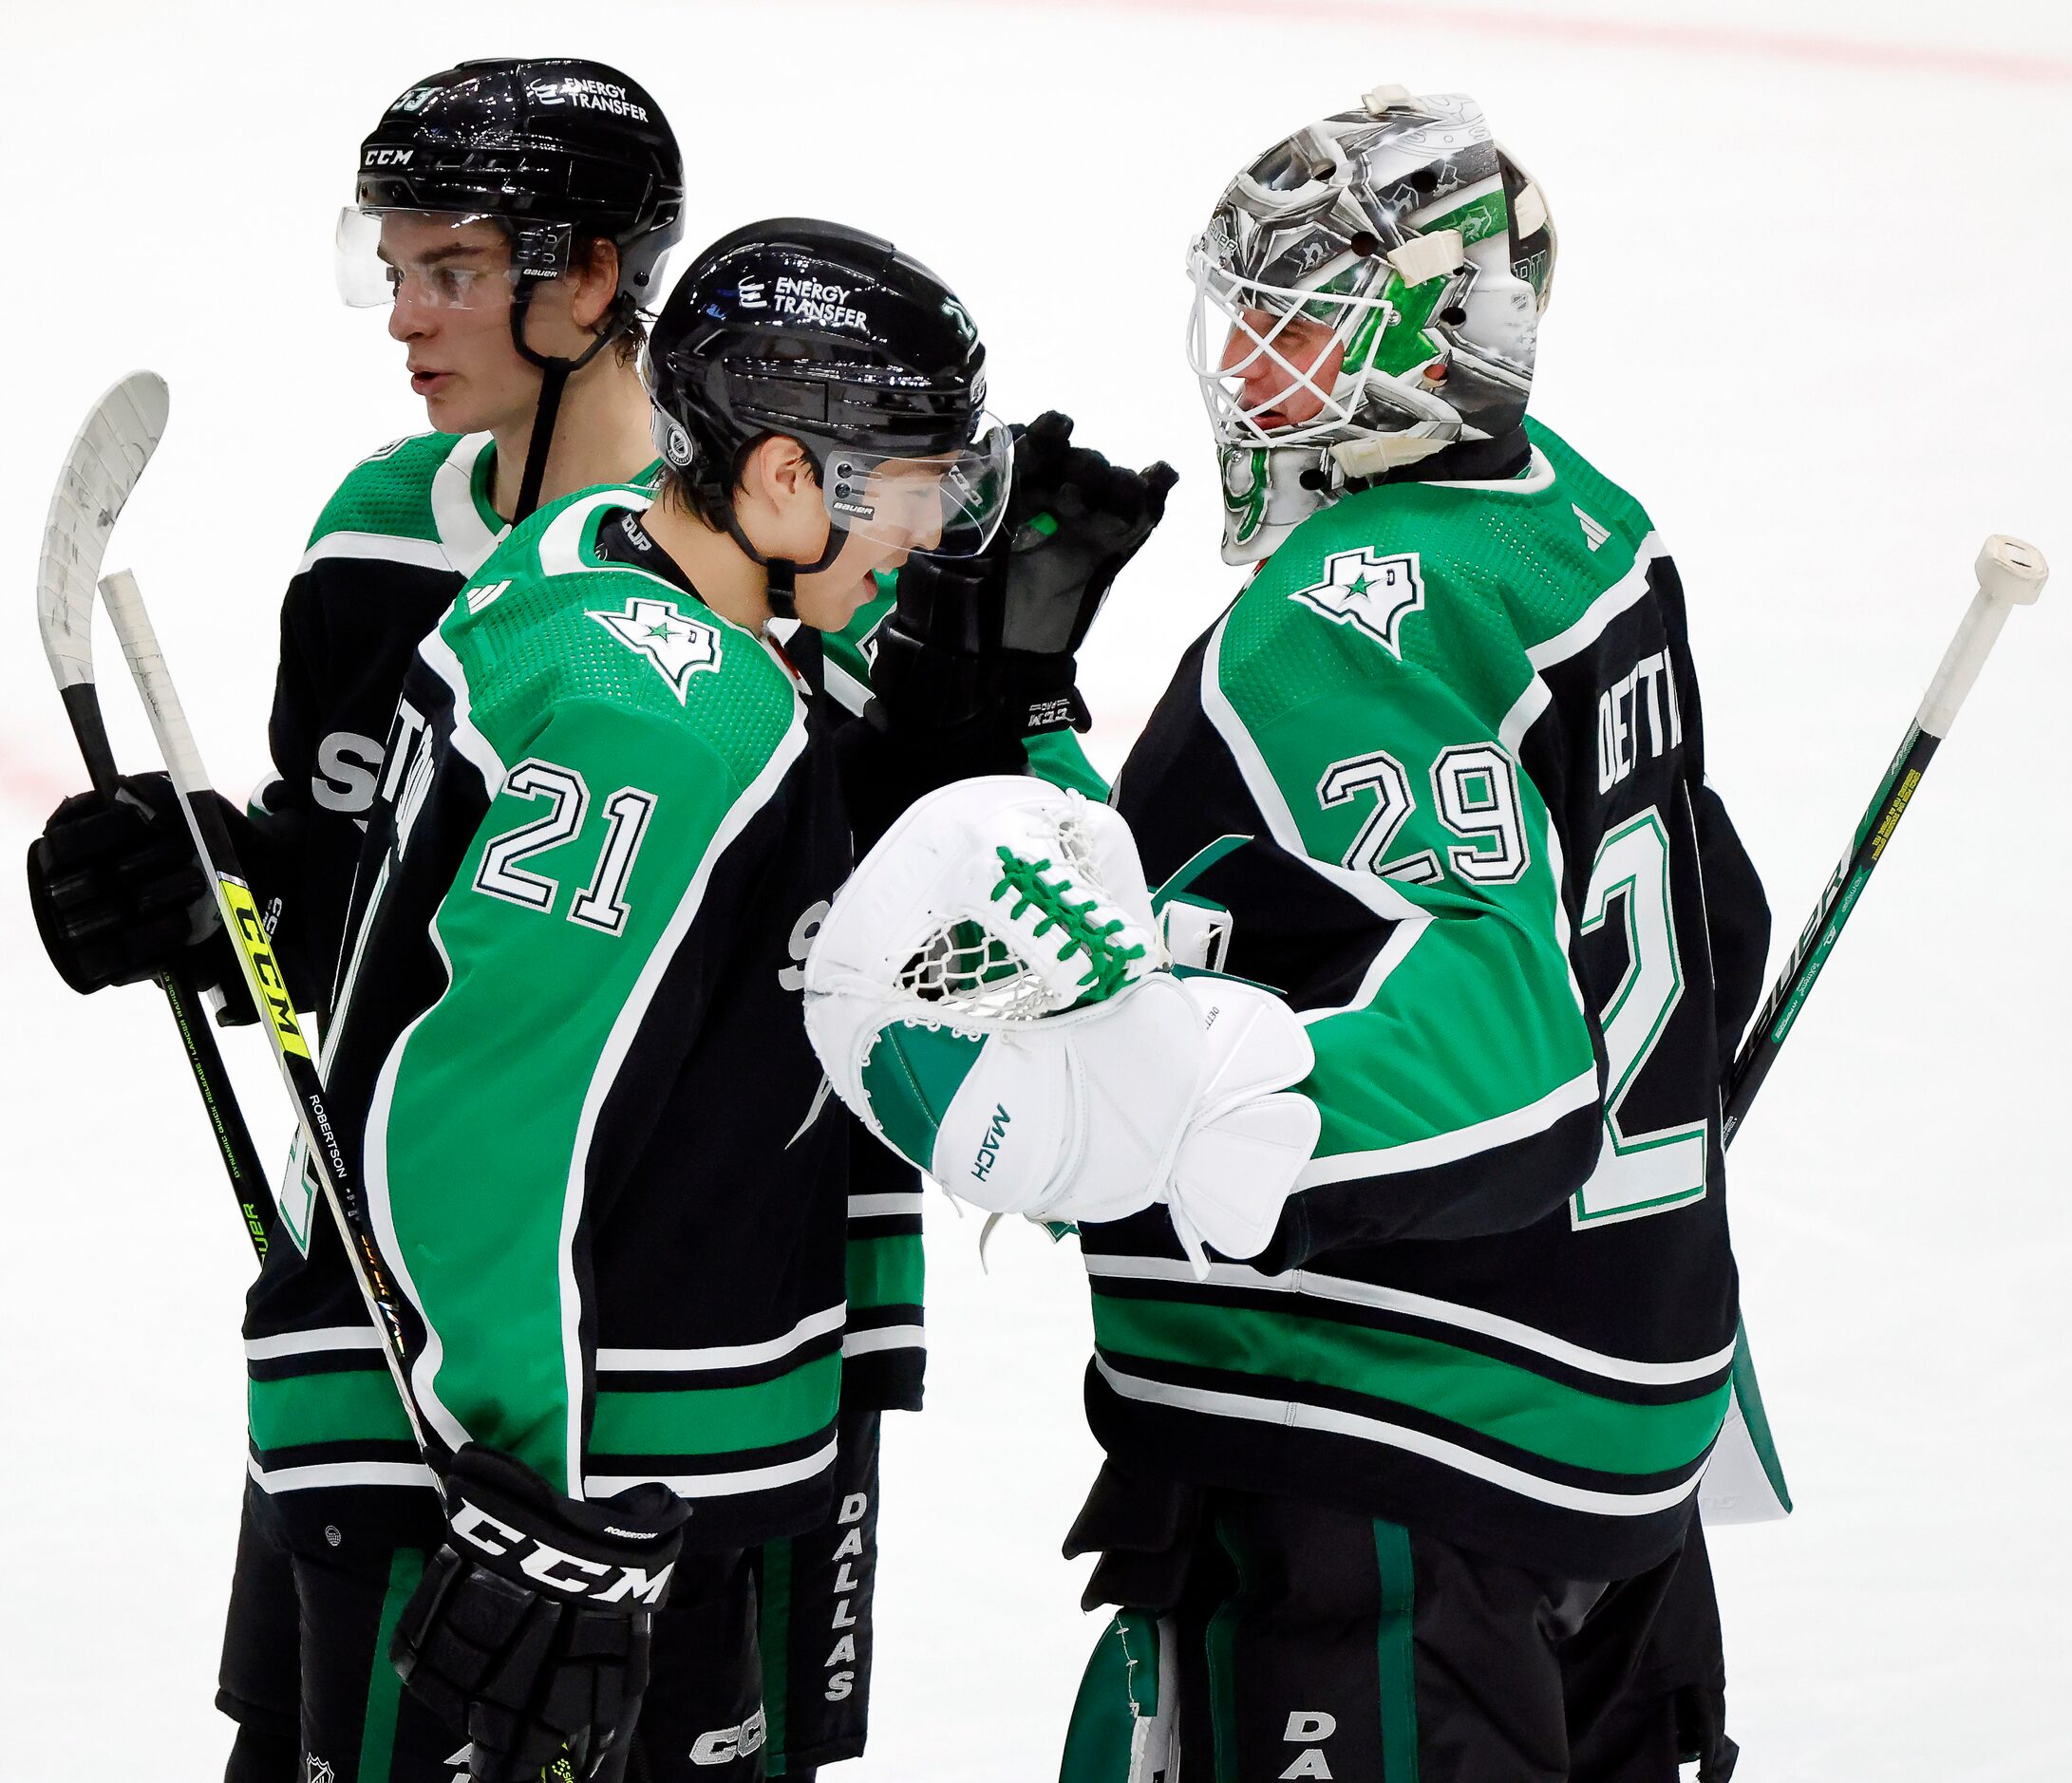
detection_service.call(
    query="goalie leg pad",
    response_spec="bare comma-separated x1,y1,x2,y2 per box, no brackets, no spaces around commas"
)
1059,1613,1178,1783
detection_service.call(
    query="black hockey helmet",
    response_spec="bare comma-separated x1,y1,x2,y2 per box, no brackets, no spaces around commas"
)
642,218,1010,611
338,59,686,517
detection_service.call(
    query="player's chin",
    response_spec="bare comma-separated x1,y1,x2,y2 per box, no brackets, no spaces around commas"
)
419,383,482,433
419,391,458,430
803,568,879,632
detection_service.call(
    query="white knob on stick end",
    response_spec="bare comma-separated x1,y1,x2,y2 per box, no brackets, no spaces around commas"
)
1977,535,2047,607
1917,535,2048,738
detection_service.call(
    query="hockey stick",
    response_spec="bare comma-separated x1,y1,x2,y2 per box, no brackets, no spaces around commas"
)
102,565,633,1783
1722,535,2048,1142
96,566,424,1436
1699,536,2045,1527
37,372,274,1263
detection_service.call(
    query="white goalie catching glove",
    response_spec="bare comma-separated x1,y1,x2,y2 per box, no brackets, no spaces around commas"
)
801,777,1321,1268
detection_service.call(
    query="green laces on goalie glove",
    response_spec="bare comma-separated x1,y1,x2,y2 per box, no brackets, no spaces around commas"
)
989,845,1147,1004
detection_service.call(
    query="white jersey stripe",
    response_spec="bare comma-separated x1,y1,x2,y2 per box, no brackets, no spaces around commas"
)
841,1324,926,1358
429,432,502,576
847,1192,926,1219
821,654,872,717
1083,1254,1737,1386
597,1304,845,1373
249,1455,436,1494
585,1437,838,1501
244,1325,387,1362
1296,1067,1600,1189
1093,1358,1705,1517
292,531,453,577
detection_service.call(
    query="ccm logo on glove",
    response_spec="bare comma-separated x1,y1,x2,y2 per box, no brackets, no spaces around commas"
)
452,1497,675,1604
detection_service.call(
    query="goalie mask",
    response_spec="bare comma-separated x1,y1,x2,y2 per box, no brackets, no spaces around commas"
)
1188,85,1557,563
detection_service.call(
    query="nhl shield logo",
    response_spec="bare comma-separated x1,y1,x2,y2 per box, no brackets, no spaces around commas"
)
589,596,724,703
1289,548,1426,657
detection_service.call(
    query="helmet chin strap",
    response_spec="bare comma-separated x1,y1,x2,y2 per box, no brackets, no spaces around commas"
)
508,278,621,524
716,499,848,625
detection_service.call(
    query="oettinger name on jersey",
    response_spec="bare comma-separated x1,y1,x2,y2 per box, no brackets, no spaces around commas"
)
1289,548,1426,656
588,595,724,703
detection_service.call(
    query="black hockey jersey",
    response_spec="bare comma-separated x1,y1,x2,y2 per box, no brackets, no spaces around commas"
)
1093,421,1771,1578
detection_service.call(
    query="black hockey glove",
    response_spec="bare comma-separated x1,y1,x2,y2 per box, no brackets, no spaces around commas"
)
25,772,244,1004
392,1444,688,1782
995,411,1177,734
865,547,1003,736
871,413,1175,739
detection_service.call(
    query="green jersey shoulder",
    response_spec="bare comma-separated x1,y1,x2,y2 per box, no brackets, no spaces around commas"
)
443,483,801,792
1226,420,1659,737
301,429,506,581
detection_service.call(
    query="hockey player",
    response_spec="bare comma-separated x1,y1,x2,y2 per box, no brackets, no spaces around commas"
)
27,62,1121,1779
802,89,1768,1780
301,218,1168,1780
25,59,692,1780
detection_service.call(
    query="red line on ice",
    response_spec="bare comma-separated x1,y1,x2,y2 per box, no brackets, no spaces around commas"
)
970,0,2072,85
0,740,76,817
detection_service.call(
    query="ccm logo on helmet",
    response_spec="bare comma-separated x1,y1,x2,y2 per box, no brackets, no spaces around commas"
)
451,1498,674,1605
364,147,414,167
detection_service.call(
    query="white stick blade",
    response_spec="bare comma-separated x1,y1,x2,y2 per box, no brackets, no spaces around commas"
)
37,371,170,691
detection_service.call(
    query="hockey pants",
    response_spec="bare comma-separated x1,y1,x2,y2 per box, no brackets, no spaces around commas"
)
219,1411,883,1780
1060,1483,1736,1783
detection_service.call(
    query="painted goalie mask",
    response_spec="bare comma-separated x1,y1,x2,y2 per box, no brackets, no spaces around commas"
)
1188,86,1557,563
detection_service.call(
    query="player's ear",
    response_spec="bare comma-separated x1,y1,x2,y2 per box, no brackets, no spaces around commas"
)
569,237,622,333
743,435,816,506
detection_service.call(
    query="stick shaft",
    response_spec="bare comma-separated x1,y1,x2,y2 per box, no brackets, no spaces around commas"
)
1723,723,1937,1143
52,668,276,1260
1722,536,2044,1143
98,570,421,1431
158,967,277,1261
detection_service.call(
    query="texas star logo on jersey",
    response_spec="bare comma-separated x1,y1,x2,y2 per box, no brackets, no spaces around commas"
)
1289,548,1426,657
589,596,724,703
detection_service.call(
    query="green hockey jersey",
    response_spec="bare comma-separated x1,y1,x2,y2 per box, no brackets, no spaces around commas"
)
1095,421,1770,1577
238,447,1105,1532
300,483,853,1545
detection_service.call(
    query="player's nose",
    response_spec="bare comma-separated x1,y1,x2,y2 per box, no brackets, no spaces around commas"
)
387,291,434,343
1218,323,1259,378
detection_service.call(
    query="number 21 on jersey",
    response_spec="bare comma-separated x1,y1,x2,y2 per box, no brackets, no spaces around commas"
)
473,757,659,937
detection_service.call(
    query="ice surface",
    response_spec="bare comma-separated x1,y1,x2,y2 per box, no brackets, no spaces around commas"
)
2,3,2067,1775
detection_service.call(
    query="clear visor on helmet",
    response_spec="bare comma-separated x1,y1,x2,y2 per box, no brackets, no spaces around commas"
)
821,413,1013,558
1186,242,1396,448
335,207,548,311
